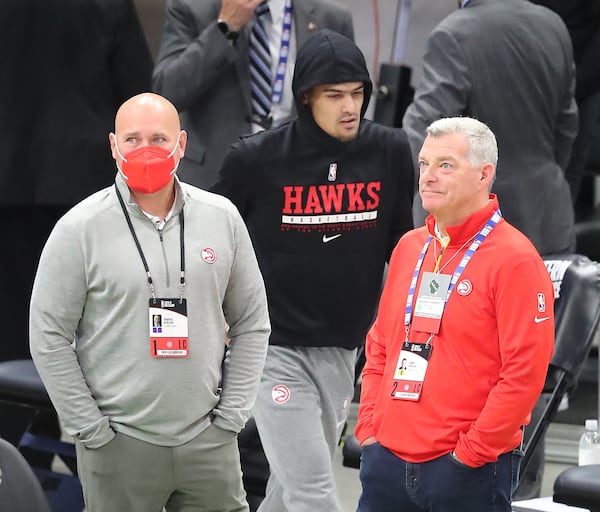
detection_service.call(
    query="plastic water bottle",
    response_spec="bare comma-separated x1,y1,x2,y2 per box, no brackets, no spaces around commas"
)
578,418,600,466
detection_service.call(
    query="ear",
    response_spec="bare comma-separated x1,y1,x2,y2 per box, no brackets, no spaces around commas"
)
109,133,118,161
302,92,309,106
480,162,495,189
178,130,187,158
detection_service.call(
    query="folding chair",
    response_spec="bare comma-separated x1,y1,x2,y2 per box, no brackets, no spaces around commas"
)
0,359,84,512
515,253,600,489
551,253,600,511
553,464,600,511
0,437,52,512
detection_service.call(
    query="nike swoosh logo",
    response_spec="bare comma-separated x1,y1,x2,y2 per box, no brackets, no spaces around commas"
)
322,233,342,243
534,316,550,324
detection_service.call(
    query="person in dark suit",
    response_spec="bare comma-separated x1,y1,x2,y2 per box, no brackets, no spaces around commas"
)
401,0,578,499
0,0,152,452
402,0,577,257
530,0,600,210
528,0,600,104
152,0,354,189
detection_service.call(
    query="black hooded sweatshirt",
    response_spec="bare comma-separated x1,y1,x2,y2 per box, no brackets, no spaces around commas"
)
211,30,414,349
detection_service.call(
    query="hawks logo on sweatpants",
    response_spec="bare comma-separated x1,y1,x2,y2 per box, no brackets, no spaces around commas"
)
271,384,291,404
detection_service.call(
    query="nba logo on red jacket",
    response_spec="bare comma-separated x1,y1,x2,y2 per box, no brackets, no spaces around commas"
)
537,293,546,312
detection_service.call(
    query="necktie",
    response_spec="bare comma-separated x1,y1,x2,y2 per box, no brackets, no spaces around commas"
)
249,2,272,128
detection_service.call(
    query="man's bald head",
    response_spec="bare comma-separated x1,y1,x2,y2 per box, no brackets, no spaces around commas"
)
110,93,186,166
115,92,181,134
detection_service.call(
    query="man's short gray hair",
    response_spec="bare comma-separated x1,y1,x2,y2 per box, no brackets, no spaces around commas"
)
426,117,498,168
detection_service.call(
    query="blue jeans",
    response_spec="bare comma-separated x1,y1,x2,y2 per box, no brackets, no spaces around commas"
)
357,442,522,512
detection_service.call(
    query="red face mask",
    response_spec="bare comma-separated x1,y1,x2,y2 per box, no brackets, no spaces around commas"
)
115,136,180,194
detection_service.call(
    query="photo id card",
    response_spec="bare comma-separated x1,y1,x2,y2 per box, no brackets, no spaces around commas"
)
149,298,189,358
390,341,432,401
411,272,451,334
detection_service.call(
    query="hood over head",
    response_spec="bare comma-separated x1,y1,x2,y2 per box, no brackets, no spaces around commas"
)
292,29,373,120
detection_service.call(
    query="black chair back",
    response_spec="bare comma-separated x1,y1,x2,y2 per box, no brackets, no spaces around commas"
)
0,437,52,512
519,254,600,482
545,254,600,386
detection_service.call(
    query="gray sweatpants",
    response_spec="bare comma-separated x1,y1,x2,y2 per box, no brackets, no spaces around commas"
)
75,425,248,512
253,345,357,512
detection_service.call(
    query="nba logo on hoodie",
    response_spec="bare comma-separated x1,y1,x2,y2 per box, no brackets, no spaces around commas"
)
328,163,337,181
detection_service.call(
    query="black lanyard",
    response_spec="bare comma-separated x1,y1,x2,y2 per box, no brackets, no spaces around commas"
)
114,184,186,301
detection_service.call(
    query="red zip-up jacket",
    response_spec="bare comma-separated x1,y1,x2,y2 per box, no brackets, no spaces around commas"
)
356,196,555,467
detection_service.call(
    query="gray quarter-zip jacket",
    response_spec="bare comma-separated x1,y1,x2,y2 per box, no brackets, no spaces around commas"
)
30,174,270,448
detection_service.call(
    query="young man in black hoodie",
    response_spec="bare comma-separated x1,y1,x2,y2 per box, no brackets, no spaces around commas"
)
210,30,414,511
